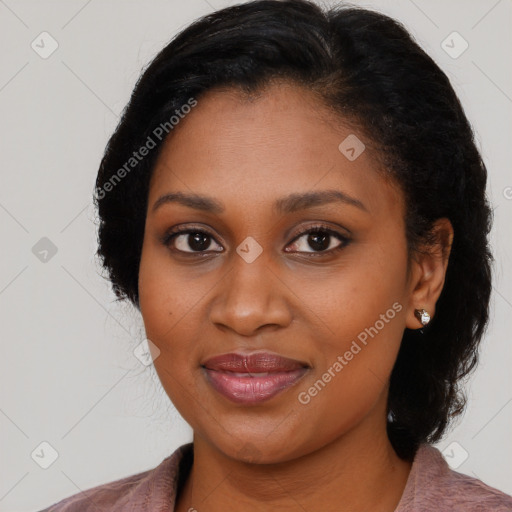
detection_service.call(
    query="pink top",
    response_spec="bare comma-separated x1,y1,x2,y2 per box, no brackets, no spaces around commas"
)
39,443,512,511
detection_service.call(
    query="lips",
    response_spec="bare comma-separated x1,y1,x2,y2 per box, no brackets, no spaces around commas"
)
201,352,310,404
202,352,308,373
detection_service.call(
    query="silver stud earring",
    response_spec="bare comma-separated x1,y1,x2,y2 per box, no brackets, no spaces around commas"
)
414,308,431,326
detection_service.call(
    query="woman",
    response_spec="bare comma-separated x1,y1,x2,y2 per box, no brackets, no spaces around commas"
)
40,0,512,510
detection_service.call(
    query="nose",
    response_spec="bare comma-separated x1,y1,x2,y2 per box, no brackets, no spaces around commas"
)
208,256,293,337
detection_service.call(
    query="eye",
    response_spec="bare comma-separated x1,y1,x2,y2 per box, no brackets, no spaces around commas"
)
163,228,223,254
286,225,350,254
162,223,350,256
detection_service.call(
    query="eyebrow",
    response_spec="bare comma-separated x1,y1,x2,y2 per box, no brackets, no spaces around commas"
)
151,189,368,215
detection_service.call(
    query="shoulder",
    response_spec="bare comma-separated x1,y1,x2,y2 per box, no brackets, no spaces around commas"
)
397,443,512,512
37,443,192,512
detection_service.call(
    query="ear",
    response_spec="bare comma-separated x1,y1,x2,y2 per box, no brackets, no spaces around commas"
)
405,218,454,330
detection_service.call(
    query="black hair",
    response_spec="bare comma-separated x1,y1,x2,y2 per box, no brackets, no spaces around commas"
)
94,0,493,460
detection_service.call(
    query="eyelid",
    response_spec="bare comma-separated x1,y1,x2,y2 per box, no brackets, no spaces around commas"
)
288,222,350,242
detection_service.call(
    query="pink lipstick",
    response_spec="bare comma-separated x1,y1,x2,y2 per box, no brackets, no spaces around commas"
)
202,352,309,404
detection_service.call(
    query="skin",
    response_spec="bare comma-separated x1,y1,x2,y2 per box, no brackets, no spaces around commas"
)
138,80,453,512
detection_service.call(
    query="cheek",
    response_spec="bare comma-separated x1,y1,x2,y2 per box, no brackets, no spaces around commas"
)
295,242,407,349
138,243,217,377
138,243,187,343
292,238,408,409
294,303,405,446
138,265,171,340
138,249,200,406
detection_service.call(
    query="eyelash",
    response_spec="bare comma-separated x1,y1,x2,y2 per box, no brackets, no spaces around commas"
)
161,223,350,257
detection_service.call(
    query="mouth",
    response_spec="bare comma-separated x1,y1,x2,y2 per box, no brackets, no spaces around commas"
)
201,351,310,405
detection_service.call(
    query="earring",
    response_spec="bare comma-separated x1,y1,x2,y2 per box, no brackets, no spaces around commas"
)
414,308,431,326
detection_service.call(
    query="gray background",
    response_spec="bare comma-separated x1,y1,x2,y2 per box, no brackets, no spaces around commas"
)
0,0,511,510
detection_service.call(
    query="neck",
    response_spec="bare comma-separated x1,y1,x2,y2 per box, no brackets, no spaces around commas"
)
175,415,412,512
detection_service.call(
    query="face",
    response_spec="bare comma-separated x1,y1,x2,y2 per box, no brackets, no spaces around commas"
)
138,81,415,464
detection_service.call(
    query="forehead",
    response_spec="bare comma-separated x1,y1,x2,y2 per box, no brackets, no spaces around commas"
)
149,81,403,219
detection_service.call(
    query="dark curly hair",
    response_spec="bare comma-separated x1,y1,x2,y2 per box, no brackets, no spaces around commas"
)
94,0,493,460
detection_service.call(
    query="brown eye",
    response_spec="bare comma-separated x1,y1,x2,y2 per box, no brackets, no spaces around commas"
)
286,226,349,254
164,229,223,253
